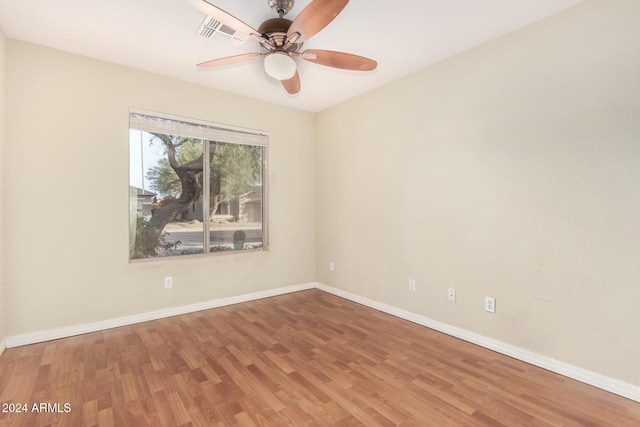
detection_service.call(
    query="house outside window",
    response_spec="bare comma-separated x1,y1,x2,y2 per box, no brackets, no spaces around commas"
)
129,109,268,260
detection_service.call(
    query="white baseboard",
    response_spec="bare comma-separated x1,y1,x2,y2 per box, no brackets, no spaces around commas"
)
4,282,315,348
4,281,638,403
316,283,640,403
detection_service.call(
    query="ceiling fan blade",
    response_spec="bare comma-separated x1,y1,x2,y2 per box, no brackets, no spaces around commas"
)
197,53,264,68
192,0,259,37
287,0,349,44
281,71,301,95
301,49,377,71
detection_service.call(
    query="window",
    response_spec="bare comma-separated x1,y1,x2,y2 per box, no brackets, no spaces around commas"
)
129,109,268,260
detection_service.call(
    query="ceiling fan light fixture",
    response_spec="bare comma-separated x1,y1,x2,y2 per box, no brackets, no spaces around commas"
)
263,52,297,80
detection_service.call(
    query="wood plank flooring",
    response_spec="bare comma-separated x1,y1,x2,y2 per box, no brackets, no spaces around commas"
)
0,289,639,426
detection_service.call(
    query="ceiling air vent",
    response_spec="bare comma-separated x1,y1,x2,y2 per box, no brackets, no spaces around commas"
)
197,16,248,47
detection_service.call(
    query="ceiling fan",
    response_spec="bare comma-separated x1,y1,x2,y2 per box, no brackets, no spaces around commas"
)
193,0,377,95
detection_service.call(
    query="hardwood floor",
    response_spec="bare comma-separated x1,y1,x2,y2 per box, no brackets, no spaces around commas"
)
0,289,639,426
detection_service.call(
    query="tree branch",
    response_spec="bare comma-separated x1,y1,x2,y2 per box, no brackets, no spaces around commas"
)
150,133,180,170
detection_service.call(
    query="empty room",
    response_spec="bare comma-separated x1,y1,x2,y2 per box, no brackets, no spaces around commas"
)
0,0,639,425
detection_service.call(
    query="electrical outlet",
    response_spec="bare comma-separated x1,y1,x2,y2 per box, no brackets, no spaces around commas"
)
409,279,416,292
448,288,456,302
329,262,335,272
485,297,496,313
164,277,173,289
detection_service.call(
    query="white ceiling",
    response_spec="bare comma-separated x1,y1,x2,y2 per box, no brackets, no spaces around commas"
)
0,0,584,112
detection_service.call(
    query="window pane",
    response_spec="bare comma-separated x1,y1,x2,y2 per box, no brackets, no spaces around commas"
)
209,141,264,252
129,130,204,259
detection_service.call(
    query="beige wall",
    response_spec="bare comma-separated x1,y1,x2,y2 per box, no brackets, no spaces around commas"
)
4,41,316,336
316,0,640,385
0,28,5,350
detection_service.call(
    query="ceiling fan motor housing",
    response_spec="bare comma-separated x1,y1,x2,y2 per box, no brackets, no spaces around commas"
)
268,0,294,16
258,18,292,35
258,18,301,52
